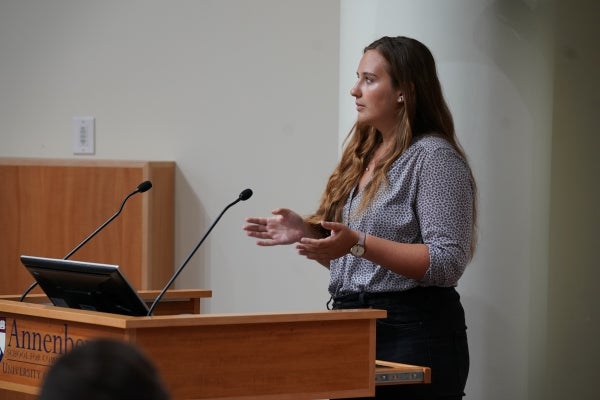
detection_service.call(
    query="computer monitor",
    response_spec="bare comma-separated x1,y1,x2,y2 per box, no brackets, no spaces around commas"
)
20,255,150,317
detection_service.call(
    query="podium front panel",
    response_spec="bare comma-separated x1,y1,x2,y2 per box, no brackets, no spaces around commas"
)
138,319,375,399
0,313,123,395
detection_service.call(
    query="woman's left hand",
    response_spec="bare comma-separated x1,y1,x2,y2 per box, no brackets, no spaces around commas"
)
296,221,358,263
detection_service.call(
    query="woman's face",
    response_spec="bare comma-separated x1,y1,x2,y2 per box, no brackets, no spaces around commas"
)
350,49,401,135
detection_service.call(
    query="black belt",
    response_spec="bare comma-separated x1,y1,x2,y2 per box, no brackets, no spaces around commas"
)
331,286,456,307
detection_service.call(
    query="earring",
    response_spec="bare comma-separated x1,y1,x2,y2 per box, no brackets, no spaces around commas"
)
397,95,404,103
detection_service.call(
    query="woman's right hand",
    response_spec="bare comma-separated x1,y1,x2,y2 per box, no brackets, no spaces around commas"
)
243,208,308,246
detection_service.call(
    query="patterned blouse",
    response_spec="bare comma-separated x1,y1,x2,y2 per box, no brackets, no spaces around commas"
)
329,134,475,296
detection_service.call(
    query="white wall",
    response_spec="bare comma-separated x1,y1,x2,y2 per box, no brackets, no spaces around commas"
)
0,0,339,313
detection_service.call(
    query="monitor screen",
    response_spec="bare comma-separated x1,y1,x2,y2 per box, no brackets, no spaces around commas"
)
20,255,149,317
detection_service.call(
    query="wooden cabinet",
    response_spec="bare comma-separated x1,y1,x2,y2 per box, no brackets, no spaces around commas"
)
0,158,175,294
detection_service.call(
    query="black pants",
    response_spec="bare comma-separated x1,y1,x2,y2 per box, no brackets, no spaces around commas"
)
331,287,469,400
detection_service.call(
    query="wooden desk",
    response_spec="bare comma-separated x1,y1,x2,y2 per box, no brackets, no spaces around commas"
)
375,360,431,386
0,289,212,316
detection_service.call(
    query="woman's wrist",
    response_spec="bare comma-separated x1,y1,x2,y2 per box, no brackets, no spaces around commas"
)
349,231,366,257
306,222,329,239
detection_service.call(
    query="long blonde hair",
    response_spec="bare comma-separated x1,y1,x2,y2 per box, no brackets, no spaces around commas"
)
307,36,477,252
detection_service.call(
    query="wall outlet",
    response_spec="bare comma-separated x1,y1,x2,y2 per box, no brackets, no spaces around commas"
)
72,116,95,154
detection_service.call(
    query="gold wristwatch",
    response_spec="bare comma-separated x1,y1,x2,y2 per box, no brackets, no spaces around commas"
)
350,231,366,257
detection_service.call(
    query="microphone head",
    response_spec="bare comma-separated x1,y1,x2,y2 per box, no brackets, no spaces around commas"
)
239,188,253,201
137,181,153,193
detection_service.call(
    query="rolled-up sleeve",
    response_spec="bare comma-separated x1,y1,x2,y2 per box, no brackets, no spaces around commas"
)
417,148,474,286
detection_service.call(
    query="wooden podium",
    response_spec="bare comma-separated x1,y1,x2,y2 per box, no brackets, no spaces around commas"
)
0,295,398,399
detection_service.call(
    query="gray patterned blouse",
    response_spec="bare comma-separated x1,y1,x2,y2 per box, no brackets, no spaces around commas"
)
329,134,475,296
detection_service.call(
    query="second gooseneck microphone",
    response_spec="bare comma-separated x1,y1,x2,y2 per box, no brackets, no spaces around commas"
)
147,188,253,316
19,180,153,302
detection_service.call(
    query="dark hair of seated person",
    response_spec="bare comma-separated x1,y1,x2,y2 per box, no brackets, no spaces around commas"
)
38,338,170,400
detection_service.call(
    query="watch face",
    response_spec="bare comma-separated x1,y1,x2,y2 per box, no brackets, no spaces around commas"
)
351,244,365,257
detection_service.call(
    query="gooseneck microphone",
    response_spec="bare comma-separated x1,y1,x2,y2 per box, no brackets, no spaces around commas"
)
19,180,153,302
147,188,253,316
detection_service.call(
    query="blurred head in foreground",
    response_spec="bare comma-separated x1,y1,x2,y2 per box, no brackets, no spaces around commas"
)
38,338,170,400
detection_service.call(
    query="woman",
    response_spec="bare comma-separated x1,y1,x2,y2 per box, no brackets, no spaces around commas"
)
244,36,476,399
